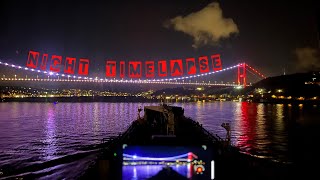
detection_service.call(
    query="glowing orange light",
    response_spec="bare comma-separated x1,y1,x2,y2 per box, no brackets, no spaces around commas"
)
197,167,203,173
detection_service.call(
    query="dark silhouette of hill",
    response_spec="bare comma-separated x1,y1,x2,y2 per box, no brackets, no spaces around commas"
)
251,72,320,97
152,72,320,97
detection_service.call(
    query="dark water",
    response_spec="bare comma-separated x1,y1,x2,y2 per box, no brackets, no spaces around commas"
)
0,102,319,179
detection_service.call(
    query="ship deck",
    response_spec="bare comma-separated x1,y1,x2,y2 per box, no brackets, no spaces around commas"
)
80,106,292,179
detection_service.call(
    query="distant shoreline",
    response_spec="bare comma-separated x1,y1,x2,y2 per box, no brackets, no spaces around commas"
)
1,97,320,105
0,96,159,103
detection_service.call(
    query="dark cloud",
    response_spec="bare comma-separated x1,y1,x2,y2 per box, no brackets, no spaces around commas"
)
295,48,320,71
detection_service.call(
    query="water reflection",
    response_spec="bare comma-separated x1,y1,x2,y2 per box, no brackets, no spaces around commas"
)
275,104,285,138
182,102,293,161
44,105,57,160
236,102,257,153
122,165,190,180
1,102,318,178
93,103,99,138
255,103,269,156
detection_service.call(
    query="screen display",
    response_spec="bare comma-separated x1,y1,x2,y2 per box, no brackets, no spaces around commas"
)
122,145,214,180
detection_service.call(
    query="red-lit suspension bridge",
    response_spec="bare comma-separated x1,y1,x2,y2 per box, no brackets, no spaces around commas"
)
0,61,266,87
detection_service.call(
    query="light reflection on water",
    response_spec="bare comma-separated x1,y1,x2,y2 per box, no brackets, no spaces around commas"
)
44,106,57,161
0,102,319,178
180,101,319,162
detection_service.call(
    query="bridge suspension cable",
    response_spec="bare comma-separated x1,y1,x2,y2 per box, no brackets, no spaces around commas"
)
245,64,266,79
0,60,267,86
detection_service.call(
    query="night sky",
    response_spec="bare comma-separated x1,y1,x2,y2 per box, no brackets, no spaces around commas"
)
0,0,319,78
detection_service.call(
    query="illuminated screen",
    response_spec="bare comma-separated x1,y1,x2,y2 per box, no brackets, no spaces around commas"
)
122,145,214,180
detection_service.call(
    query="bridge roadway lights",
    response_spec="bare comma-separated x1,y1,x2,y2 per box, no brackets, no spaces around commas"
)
0,78,241,86
0,60,265,86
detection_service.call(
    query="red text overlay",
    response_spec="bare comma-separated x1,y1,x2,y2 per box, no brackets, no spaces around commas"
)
26,50,222,78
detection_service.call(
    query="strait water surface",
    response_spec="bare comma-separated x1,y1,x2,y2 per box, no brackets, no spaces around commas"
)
0,102,319,179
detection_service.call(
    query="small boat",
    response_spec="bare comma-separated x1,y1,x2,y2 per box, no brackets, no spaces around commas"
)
81,104,291,180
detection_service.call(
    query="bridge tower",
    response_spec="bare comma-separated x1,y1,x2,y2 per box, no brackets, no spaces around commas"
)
237,63,246,87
